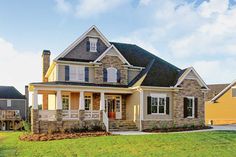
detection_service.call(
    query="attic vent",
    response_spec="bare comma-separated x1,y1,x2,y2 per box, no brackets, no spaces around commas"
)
87,38,98,52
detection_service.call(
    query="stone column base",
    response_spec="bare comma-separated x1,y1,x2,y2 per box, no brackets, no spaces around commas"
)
79,110,85,121
31,109,39,134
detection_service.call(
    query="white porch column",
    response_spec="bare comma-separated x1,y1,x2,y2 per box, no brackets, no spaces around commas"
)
56,90,62,110
100,92,105,111
32,90,38,109
79,91,85,110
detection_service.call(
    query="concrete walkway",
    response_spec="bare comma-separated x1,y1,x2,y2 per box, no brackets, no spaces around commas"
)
111,125,236,135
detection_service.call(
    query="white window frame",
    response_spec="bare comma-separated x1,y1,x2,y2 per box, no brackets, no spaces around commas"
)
84,93,93,111
7,100,11,107
62,94,70,110
107,67,117,83
186,96,195,118
89,38,98,52
69,65,85,82
150,94,167,115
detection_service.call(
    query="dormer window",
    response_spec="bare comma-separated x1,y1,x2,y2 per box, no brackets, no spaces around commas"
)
89,38,98,52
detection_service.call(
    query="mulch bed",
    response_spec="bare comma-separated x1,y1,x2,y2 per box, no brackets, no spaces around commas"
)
19,132,111,142
143,126,213,133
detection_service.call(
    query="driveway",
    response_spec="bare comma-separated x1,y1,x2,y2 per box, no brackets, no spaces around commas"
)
212,124,236,131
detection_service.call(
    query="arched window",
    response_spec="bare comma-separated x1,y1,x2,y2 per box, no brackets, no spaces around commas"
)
107,67,117,83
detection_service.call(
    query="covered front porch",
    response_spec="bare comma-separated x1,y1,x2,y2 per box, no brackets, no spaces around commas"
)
30,85,133,133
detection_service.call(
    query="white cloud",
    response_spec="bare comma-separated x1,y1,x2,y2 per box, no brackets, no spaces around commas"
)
54,0,129,18
116,0,236,83
0,38,41,94
139,0,153,6
192,58,236,84
54,0,72,13
198,0,228,17
75,0,127,18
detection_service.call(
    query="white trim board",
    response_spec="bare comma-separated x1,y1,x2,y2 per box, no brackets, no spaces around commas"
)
54,25,111,61
94,45,131,66
211,80,236,102
174,67,209,90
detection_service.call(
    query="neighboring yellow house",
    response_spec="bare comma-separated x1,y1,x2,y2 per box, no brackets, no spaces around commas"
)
205,81,236,125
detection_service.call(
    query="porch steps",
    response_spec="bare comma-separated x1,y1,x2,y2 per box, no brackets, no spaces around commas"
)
109,120,139,131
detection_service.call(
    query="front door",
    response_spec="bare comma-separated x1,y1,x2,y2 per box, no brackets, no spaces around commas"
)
105,95,122,120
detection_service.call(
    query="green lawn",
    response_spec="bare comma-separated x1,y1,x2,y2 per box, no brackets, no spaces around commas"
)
1,131,236,157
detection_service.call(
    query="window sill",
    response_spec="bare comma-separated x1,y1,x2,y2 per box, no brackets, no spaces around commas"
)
151,113,167,116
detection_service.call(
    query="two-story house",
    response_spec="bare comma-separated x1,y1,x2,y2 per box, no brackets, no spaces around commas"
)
0,86,28,130
29,26,209,134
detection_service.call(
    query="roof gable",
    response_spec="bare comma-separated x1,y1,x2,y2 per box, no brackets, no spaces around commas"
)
55,25,111,61
94,45,130,65
211,80,236,102
174,67,209,89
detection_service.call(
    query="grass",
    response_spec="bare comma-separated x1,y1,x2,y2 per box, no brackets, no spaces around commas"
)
1,131,236,157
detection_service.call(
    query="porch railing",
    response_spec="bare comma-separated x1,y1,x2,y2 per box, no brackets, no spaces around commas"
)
62,110,79,119
38,110,56,121
84,110,100,120
38,110,100,121
0,110,21,120
102,111,109,132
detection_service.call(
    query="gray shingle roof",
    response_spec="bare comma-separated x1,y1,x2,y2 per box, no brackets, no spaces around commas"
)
111,42,182,87
54,41,186,87
0,86,25,99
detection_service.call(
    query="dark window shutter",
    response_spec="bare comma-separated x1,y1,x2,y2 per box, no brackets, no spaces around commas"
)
103,68,107,82
194,97,198,118
85,67,89,82
86,41,90,52
147,96,151,114
183,97,188,118
65,66,70,81
117,70,121,83
97,41,100,52
166,97,170,115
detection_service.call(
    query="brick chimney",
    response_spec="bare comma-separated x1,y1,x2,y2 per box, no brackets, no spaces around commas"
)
42,50,50,110
42,50,51,82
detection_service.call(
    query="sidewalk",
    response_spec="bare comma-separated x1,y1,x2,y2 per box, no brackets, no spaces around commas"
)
111,125,236,135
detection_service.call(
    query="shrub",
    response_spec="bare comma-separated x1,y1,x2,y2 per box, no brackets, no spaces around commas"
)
22,121,31,133
161,122,168,130
91,124,103,132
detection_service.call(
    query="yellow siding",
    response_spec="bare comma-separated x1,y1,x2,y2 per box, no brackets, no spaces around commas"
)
205,88,236,125
126,91,140,129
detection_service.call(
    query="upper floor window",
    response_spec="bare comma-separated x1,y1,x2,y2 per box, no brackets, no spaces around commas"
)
65,65,89,82
103,67,121,83
89,38,98,52
107,67,117,83
7,100,11,107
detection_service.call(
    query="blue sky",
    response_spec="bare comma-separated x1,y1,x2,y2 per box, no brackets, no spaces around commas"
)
0,0,236,93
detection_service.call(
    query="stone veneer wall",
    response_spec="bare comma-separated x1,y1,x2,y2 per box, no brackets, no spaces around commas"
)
141,79,205,130
172,79,205,126
94,55,128,85
31,109,105,134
